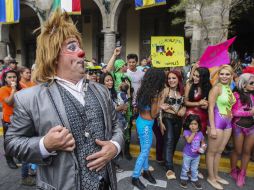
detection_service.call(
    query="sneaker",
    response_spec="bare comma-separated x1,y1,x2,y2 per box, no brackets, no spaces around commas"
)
115,165,124,173
142,170,156,184
166,170,176,180
197,172,204,179
7,160,18,169
180,179,188,188
21,176,36,186
148,166,154,172
187,171,204,179
236,170,246,187
28,168,37,176
132,177,146,190
191,180,202,190
230,167,239,181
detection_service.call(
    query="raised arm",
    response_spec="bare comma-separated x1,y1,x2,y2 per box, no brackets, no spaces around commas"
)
105,47,121,72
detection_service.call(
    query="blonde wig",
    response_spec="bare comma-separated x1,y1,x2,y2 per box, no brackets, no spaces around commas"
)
216,64,234,85
33,9,82,83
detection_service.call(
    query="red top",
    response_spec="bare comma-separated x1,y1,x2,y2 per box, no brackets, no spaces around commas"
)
243,66,254,74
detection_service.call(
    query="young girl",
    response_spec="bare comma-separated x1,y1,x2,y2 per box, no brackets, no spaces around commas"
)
180,114,206,190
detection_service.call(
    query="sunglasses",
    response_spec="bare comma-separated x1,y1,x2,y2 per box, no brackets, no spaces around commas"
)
87,70,101,75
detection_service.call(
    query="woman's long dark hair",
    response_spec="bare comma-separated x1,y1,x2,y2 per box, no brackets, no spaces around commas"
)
167,70,184,95
189,67,211,101
99,72,117,101
2,70,21,90
184,114,202,131
137,68,165,110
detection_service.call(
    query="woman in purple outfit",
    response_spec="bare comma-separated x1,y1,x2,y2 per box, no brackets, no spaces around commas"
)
230,73,254,187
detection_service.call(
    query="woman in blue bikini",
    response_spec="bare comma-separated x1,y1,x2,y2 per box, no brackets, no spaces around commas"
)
131,68,167,190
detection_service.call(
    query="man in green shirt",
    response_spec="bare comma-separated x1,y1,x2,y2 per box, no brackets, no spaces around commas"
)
112,59,133,160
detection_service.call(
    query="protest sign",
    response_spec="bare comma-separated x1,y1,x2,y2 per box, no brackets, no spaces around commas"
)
151,36,185,68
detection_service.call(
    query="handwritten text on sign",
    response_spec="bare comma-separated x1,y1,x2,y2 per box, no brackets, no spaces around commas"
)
151,36,185,68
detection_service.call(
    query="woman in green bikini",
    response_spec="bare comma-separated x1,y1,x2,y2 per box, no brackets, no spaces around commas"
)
206,65,236,190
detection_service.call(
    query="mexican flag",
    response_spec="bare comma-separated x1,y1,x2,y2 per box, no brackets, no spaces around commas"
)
52,0,81,15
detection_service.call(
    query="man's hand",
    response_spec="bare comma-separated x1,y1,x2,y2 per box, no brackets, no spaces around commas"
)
86,139,117,172
43,125,75,152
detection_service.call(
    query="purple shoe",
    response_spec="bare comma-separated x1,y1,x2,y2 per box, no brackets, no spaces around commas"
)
236,169,246,187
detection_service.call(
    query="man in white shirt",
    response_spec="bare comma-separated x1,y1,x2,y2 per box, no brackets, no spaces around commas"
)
126,54,145,108
5,9,123,190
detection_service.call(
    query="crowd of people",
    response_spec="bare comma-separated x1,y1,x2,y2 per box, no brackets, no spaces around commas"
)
0,9,254,190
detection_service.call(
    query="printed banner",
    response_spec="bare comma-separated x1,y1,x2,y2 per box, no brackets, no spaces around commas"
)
135,0,166,10
0,0,20,24
52,0,81,15
151,36,185,68
199,37,236,68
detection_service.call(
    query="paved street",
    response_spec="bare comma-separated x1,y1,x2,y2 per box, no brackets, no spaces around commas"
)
0,136,253,190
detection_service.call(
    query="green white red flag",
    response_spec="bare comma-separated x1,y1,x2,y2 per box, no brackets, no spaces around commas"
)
52,0,81,15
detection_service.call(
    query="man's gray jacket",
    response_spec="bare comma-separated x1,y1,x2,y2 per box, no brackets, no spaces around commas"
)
5,81,124,190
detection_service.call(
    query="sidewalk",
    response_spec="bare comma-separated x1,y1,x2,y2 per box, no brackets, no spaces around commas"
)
0,136,253,190
1,112,254,177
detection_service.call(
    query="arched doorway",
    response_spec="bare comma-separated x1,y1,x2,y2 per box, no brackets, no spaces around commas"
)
9,4,40,68
79,0,103,64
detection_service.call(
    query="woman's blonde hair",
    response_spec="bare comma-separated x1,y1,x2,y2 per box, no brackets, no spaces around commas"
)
33,9,82,83
217,64,234,85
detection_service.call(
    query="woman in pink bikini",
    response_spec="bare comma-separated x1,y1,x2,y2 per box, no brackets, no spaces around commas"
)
230,73,254,187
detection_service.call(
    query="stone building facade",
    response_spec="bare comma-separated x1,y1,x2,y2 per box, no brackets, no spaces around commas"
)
0,0,231,67
185,0,231,63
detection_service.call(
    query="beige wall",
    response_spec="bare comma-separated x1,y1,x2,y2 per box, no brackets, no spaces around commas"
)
126,7,140,59
83,19,93,61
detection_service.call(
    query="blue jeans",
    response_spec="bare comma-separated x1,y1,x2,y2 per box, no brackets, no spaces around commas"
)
132,116,154,178
21,162,29,178
180,154,200,182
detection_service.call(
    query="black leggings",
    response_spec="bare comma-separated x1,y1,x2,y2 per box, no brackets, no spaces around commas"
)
162,117,182,171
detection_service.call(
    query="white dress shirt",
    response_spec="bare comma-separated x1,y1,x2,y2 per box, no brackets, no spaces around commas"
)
39,77,121,157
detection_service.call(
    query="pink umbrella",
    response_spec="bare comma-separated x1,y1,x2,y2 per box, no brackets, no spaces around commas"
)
199,37,236,68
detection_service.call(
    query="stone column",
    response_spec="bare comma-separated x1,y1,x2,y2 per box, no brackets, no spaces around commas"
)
0,42,7,59
103,31,116,64
0,25,9,59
